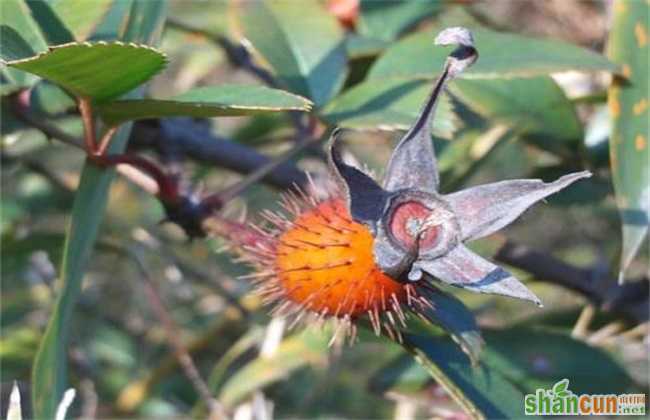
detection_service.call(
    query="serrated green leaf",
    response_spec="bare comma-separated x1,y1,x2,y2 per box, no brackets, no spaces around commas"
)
6,41,166,103
368,26,619,81
607,1,649,281
96,84,313,126
218,329,329,408
321,78,456,138
450,76,583,154
236,0,347,107
357,0,441,42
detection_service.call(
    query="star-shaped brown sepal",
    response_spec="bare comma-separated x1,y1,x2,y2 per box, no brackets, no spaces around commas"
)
328,27,591,306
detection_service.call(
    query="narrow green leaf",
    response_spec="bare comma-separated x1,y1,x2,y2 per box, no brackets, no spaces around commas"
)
236,0,348,107
24,0,75,45
403,333,535,419
321,78,457,138
49,0,115,41
122,0,167,45
31,126,133,419
0,0,48,58
6,41,166,103
0,0,48,90
218,329,329,408
357,0,441,42
89,0,134,41
607,1,649,281
385,326,631,418
96,84,313,126
368,26,619,81
415,286,484,364
0,25,39,61
30,2,168,417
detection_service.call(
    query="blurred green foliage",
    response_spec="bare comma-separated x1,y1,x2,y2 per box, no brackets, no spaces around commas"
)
1,0,647,419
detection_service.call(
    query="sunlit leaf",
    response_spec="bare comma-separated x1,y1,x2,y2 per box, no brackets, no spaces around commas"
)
450,76,583,154
5,41,166,103
607,0,649,281
368,26,619,81
97,85,313,126
218,329,329,408
235,0,348,107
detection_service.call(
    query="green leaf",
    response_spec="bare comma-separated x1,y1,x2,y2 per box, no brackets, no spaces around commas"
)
0,25,39,61
450,77,583,154
31,127,133,419
481,327,633,395
89,0,134,41
218,328,329,408
26,0,115,44
0,0,48,58
49,0,115,41
0,0,48,90
357,0,441,42
30,2,168,418
236,0,347,107
414,286,484,364
368,26,619,81
30,80,76,115
122,0,167,45
369,353,431,396
96,84,313,126
607,1,649,281
321,78,457,138
403,333,535,419
5,41,166,103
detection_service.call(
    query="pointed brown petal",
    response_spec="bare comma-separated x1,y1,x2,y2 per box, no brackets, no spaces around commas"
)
383,27,478,193
414,244,542,305
445,171,592,241
327,128,390,227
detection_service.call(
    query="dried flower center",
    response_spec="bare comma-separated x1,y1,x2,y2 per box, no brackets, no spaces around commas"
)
275,198,406,317
389,201,439,250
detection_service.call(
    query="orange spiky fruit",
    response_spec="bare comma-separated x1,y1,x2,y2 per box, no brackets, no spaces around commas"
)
224,189,432,341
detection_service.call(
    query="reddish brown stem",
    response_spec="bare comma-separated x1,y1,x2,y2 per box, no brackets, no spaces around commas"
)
78,98,98,154
96,126,119,156
93,154,179,203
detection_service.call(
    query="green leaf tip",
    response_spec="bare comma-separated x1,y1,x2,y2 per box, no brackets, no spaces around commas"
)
5,40,167,102
96,84,313,126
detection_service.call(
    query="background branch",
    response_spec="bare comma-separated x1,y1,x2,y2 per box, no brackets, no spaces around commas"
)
495,240,649,323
